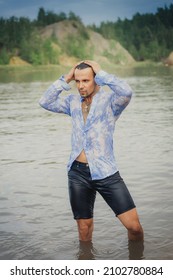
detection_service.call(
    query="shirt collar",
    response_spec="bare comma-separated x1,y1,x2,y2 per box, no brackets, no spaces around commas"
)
80,97,85,102
80,89,101,103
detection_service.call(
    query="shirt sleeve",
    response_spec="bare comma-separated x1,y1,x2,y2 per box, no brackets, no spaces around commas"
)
95,70,133,117
39,76,72,115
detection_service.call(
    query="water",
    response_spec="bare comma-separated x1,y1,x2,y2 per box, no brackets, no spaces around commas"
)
0,65,173,260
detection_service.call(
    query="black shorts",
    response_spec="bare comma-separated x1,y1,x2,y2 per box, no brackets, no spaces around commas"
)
68,161,136,219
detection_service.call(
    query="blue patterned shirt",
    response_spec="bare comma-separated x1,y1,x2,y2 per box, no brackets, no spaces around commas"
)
39,70,132,180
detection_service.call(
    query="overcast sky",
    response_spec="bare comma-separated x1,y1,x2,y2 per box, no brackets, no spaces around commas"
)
0,0,172,25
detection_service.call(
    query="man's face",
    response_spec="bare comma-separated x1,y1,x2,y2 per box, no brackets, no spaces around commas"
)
74,67,97,98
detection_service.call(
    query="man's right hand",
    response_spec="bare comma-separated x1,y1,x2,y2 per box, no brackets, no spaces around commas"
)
64,65,76,84
64,61,84,83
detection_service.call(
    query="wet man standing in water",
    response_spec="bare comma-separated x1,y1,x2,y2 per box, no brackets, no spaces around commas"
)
39,60,144,257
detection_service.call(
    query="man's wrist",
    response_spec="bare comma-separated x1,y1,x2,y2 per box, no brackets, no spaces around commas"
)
64,75,70,83
53,75,71,91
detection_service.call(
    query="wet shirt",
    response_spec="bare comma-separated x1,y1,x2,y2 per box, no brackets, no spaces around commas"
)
39,70,132,180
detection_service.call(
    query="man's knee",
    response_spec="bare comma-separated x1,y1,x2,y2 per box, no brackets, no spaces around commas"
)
78,223,90,238
77,219,93,241
127,221,144,241
118,209,143,236
128,222,143,235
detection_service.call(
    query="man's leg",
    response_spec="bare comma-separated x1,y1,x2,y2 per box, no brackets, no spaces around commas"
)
76,218,94,241
117,208,144,241
95,171,144,241
68,161,96,241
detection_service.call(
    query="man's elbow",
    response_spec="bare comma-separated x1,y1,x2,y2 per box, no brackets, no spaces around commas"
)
120,81,133,99
126,84,133,99
124,88,133,106
39,98,47,109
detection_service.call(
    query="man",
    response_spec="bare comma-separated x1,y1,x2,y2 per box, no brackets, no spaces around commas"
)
39,60,144,243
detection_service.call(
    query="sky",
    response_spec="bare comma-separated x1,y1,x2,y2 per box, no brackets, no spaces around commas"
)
0,0,172,25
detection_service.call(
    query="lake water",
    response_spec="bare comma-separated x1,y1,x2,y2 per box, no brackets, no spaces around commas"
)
0,65,173,260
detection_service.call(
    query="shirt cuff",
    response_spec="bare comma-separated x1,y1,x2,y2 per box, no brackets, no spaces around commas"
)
53,75,71,91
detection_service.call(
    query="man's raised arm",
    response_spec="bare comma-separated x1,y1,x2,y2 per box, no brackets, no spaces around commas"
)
39,64,78,115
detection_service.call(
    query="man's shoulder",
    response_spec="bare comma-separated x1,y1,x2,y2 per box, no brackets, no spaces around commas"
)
97,88,112,99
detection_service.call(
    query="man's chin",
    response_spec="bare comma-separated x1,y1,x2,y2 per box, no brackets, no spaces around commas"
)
79,92,88,98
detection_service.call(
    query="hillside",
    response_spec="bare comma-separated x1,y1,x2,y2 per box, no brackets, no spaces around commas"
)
39,20,135,67
7,19,135,67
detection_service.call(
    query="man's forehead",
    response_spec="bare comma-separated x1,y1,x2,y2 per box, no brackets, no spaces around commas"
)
74,67,94,79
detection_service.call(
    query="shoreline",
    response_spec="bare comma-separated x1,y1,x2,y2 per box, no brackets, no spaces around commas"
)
0,60,167,68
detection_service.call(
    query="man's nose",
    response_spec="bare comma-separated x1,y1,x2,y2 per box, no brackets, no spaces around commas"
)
79,82,84,88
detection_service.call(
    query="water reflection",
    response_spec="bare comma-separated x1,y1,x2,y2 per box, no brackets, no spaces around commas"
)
0,66,68,83
128,240,144,260
0,64,172,83
77,241,95,260
76,240,144,260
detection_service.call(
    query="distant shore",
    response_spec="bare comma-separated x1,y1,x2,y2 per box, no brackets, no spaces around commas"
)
0,60,169,70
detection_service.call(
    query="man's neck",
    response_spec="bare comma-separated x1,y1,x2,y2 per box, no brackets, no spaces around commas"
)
84,85,100,103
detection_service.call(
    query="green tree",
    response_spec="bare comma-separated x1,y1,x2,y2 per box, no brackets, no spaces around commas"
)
0,48,9,64
43,39,60,64
68,11,82,23
37,7,46,26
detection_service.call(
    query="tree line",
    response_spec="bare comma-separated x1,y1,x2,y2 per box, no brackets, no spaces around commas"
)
0,5,172,64
89,4,173,61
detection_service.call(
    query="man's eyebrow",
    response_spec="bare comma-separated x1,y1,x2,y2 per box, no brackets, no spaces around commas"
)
75,79,90,81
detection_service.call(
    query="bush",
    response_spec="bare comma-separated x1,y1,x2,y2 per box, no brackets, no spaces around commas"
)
0,48,10,64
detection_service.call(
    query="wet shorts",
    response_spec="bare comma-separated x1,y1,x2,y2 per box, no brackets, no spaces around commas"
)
68,161,136,219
